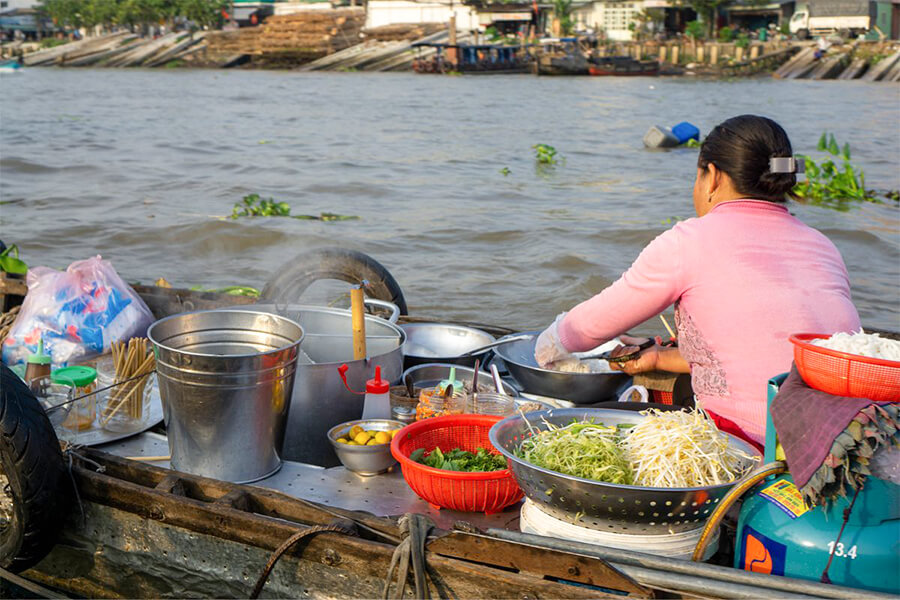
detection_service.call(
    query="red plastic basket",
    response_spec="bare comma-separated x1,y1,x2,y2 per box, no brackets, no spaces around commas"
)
390,414,523,514
790,333,900,402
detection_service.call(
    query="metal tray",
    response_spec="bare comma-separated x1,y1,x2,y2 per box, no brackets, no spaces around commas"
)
56,383,164,447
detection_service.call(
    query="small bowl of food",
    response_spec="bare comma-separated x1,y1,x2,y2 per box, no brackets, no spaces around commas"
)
328,419,406,476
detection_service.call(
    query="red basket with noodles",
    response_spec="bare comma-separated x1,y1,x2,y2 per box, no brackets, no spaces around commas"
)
789,333,900,402
391,414,523,514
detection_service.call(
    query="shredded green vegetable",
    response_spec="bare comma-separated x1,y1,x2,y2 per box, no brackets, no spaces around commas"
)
517,420,633,485
517,411,754,488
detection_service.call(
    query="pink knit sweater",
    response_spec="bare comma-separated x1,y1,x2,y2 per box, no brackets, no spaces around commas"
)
558,199,860,443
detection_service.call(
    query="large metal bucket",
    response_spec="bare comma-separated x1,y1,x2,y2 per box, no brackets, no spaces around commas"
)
148,310,304,483
228,303,405,467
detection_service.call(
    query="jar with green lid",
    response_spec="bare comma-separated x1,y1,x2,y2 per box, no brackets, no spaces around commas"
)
52,366,97,432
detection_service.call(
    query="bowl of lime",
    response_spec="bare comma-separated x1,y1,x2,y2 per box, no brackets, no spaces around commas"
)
328,419,405,476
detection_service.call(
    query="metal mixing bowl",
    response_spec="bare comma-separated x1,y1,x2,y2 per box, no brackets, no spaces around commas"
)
494,333,629,404
401,323,495,369
402,363,520,397
489,408,761,534
328,419,406,476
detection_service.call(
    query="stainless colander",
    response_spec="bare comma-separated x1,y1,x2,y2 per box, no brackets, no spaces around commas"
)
488,408,761,534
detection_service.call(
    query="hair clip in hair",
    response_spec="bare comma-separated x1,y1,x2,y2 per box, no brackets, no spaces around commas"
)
769,157,804,174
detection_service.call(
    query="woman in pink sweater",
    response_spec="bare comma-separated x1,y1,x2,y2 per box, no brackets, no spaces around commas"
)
535,115,860,445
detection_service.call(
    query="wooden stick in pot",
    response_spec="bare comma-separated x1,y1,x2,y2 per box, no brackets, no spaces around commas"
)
350,284,366,360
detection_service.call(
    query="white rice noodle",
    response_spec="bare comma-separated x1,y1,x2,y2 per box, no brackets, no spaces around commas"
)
810,330,900,362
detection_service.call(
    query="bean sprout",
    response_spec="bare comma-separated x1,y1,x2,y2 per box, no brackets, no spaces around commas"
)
516,410,755,489
624,409,754,488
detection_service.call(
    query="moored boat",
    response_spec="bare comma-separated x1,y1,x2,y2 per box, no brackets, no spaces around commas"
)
412,42,530,75
1,252,897,598
588,56,659,77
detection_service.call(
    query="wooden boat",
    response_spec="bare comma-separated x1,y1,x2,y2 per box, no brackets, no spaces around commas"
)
531,39,590,76
588,56,659,77
1,283,886,599
411,42,530,75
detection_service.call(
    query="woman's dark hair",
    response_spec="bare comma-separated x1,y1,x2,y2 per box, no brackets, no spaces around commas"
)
698,115,796,203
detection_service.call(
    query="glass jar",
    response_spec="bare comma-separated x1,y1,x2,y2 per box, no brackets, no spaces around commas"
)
466,392,516,417
30,374,74,430
415,386,466,421
97,365,154,434
51,366,97,432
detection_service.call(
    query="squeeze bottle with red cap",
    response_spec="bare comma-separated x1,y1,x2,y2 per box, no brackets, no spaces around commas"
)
361,366,391,420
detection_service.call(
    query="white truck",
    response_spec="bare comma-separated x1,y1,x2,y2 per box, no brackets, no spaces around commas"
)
789,0,875,39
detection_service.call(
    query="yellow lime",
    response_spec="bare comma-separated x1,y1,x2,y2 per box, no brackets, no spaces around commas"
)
354,431,371,445
366,439,378,446
389,429,399,439
346,440,359,445
374,431,391,444
336,438,348,444
349,425,364,439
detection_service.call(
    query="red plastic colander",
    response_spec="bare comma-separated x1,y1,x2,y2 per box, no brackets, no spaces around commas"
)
390,414,523,514
790,333,900,402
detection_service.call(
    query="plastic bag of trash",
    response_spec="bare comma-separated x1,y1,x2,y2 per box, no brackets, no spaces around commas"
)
2,256,154,367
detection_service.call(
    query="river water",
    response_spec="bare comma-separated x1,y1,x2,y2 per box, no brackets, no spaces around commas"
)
1,69,898,332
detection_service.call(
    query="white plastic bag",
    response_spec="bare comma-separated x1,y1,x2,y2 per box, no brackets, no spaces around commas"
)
2,256,154,367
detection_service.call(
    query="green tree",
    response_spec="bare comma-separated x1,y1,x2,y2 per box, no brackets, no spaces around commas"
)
39,0,84,29
179,0,225,29
553,0,575,36
82,0,119,28
677,0,732,38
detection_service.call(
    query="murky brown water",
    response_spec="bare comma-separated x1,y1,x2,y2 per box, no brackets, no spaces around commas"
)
1,69,898,332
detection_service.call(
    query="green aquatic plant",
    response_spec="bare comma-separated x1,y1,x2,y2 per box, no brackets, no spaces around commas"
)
232,194,291,218
190,285,261,297
0,245,27,275
793,133,883,211
533,144,559,165
500,167,511,176
293,213,360,222
231,194,359,221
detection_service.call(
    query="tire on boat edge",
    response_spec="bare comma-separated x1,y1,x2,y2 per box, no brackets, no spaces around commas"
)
261,247,408,315
0,363,71,573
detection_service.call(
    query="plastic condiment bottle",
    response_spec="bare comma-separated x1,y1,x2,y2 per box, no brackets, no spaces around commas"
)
361,366,391,420
24,339,52,387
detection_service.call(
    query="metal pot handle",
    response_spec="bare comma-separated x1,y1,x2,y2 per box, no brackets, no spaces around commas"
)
363,298,400,324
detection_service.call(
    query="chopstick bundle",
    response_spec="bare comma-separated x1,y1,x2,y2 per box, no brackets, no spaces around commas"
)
102,338,155,425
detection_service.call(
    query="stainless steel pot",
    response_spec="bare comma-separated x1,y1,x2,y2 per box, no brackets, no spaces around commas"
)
228,302,404,467
401,323,495,369
148,310,304,483
494,333,629,404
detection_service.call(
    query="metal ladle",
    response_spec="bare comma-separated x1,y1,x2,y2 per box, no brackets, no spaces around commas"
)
458,334,535,358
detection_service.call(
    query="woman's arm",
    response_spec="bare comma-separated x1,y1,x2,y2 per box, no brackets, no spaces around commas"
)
558,224,689,352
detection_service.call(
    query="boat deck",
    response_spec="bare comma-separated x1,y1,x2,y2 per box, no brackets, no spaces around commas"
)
103,431,522,532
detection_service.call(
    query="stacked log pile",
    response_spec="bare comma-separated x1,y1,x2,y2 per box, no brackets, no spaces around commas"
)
362,23,446,42
206,8,365,63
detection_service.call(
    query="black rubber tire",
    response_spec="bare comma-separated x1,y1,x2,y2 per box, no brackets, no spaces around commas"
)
797,28,809,40
0,364,70,573
261,247,408,315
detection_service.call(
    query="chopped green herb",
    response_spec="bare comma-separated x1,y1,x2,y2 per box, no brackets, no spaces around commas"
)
410,446,507,472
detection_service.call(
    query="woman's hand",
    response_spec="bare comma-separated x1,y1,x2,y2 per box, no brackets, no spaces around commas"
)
534,313,572,368
608,335,660,375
